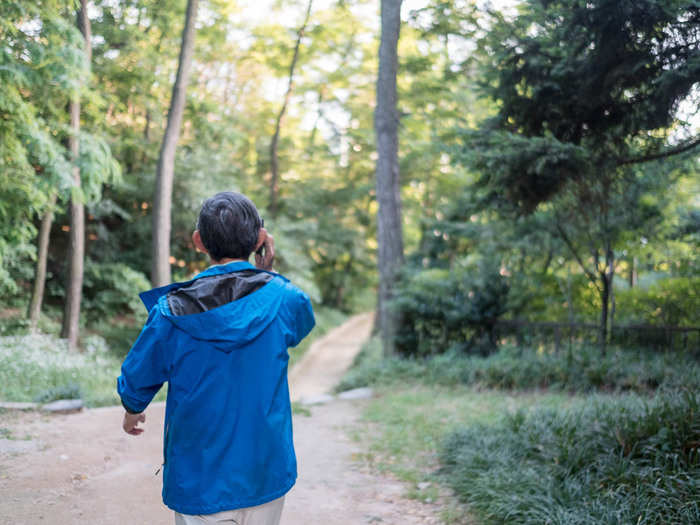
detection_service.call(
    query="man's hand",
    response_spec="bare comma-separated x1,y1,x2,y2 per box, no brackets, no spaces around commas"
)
254,228,275,271
123,411,146,436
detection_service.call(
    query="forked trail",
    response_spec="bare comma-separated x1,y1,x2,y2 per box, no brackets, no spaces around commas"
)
0,314,439,524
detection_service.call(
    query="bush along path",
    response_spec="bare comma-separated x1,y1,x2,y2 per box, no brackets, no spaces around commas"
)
0,313,442,525
440,390,700,525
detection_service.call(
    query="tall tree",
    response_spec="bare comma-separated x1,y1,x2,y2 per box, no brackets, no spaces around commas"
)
550,163,675,353
375,0,405,355
61,0,92,349
27,194,57,332
461,0,700,352
269,0,314,218
152,0,199,286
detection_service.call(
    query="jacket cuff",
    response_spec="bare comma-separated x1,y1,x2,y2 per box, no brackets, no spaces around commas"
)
121,398,142,414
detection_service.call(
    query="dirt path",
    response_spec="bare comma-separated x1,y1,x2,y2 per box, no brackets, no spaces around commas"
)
289,312,373,402
0,314,439,525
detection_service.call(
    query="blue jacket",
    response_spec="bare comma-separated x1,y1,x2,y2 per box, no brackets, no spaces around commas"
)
117,261,315,515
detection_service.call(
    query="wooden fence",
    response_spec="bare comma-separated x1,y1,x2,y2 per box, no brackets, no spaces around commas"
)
493,319,700,355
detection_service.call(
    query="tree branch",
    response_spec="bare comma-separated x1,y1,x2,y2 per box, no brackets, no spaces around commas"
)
618,135,700,166
554,220,602,293
269,0,314,218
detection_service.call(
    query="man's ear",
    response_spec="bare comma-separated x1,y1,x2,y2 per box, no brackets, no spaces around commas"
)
192,230,208,254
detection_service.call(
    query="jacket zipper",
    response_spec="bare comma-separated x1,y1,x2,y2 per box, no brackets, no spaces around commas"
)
156,422,170,476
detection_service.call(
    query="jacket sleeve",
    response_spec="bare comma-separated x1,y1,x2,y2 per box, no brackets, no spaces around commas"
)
282,286,316,348
117,306,171,413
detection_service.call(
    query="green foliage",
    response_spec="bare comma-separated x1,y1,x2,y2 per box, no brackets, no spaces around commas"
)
267,222,323,304
77,132,122,204
33,381,82,403
0,0,81,294
90,318,146,359
394,263,509,356
0,334,122,407
440,390,700,524
1,0,696,370
466,0,700,211
73,0,379,315
616,276,700,327
337,340,700,393
285,177,374,311
456,130,591,213
435,0,700,347
291,402,312,417
0,0,119,300
81,261,151,320
352,383,573,521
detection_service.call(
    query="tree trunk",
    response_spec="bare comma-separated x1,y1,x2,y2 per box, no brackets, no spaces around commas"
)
599,270,609,356
151,0,199,286
269,0,313,219
78,0,92,63
610,273,616,340
60,0,91,349
375,0,404,356
598,244,615,356
28,193,57,332
629,256,637,288
144,109,151,142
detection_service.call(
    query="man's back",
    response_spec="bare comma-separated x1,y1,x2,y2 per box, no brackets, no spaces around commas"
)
118,261,315,516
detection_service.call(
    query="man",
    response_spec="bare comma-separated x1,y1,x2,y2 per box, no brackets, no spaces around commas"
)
118,191,315,524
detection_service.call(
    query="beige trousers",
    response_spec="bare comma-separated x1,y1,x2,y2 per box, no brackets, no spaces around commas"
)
174,496,285,525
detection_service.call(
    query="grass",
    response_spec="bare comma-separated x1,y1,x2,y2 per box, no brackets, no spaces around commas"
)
440,390,700,524
291,402,312,417
342,338,700,523
352,383,699,525
0,334,123,407
350,383,578,523
337,338,700,394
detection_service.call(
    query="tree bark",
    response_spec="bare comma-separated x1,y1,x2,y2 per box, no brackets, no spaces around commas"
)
28,193,57,332
269,0,313,219
597,243,615,357
60,0,91,349
599,270,609,356
144,109,151,142
375,0,404,356
610,271,616,338
151,0,199,286
628,256,637,287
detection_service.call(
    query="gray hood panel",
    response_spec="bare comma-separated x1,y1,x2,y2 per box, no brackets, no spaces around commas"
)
166,270,274,316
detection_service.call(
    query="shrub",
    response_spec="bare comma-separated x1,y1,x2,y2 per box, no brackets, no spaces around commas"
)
393,263,509,357
33,381,82,403
81,261,151,320
615,276,700,327
91,317,145,359
336,341,700,393
0,334,122,407
440,391,700,524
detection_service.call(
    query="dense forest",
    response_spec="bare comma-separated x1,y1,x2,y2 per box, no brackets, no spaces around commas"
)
1,0,698,353
2,1,699,523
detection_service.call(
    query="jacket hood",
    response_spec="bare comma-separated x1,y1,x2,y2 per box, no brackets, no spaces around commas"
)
139,262,288,352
